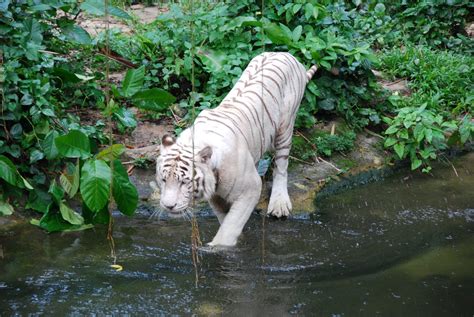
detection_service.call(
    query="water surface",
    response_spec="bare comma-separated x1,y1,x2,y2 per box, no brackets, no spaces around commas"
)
0,154,473,316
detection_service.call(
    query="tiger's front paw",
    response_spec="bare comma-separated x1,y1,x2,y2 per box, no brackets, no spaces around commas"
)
267,193,292,218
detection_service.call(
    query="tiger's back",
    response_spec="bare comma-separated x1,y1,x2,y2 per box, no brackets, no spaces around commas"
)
194,52,312,162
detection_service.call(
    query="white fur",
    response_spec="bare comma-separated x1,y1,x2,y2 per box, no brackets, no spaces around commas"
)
155,52,316,247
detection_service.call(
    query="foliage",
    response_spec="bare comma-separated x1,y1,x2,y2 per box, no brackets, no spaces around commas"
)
383,104,460,172
380,46,474,171
106,1,385,129
388,0,473,53
292,130,356,162
380,46,473,113
0,0,174,230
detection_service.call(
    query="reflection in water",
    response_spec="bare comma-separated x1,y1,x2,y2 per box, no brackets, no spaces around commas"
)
0,154,473,315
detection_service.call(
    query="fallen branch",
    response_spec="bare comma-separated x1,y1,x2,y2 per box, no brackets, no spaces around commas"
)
317,156,343,173
289,155,314,166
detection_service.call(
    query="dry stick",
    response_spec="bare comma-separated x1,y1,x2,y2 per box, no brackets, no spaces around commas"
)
317,156,343,173
289,155,314,166
189,0,202,288
104,0,117,265
295,130,320,163
364,128,384,139
260,0,266,268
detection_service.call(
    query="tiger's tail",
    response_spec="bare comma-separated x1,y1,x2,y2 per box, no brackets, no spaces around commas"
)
306,65,318,82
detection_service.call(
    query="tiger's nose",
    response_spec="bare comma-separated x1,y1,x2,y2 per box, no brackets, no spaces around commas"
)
164,203,177,210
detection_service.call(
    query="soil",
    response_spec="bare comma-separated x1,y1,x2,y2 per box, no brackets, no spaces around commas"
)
77,4,167,36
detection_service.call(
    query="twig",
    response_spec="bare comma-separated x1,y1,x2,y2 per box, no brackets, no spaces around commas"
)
364,128,384,139
317,156,343,173
289,155,314,166
295,130,317,151
127,165,135,175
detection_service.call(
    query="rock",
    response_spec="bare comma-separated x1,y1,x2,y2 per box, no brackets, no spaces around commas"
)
124,144,160,162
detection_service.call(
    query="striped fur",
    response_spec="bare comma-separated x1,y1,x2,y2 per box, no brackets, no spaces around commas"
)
156,52,317,246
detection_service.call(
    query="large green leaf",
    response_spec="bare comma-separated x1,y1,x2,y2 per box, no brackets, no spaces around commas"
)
49,180,65,204
61,24,91,45
80,0,131,20
0,0,10,12
394,143,405,159
112,160,138,216
37,203,75,232
22,18,43,44
0,155,18,186
264,23,292,46
80,159,111,212
0,201,14,216
132,88,176,112
121,66,145,97
43,130,59,159
60,161,80,198
55,130,91,159
26,190,52,213
113,108,137,129
197,49,227,72
59,201,84,225
97,144,126,162
83,202,110,225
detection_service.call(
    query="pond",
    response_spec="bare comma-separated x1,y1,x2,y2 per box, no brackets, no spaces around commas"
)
0,154,473,315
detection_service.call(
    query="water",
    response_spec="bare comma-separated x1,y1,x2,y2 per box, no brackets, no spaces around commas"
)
1,154,473,316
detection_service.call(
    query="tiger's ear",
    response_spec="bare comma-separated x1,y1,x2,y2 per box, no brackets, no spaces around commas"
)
198,146,212,163
161,134,175,152
162,134,175,146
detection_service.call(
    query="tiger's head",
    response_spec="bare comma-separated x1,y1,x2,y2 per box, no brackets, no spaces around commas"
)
156,134,216,216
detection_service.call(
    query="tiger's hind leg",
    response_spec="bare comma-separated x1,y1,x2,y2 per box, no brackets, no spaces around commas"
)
267,133,292,218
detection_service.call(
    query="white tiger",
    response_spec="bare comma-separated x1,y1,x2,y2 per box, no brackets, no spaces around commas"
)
155,52,317,247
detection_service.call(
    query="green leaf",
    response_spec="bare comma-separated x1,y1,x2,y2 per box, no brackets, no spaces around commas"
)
55,130,91,159
80,159,111,212
319,98,335,111
26,190,52,213
197,49,227,73
374,3,386,14
22,18,43,44
60,162,80,198
80,0,131,19
112,160,138,216
292,3,302,14
30,149,44,163
0,155,18,186
384,137,397,147
97,144,126,162
264,23,292,46
0,0,10,12
221,16,261,31
0,200,14,216
61,24,91,45
385,125,399,135
411,158,422,170
121,66,145,97
394,143,405,159
43,130,59,160
292,25,303,43
114,108,137,129
413,124,425,142
82,203,110,225
132,88,176,112
38,204,77,232
20,175,33,190
49,180,65,204
59,201,84,225
304,3,314,20
425,128,433,143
